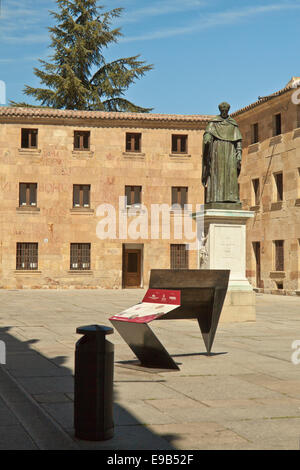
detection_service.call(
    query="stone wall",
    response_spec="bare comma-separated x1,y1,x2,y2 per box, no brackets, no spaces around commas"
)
0,112,206,289
236,89,300,295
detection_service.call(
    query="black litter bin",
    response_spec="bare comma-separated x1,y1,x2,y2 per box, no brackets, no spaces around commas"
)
74,324,114,441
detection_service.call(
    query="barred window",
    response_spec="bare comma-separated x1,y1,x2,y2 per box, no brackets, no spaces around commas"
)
16,243,38,270
172,135,188,153
172,187,188,208
170,244,189,269
21,129,38,149
19,183,37,207
126,133,141,152
70,243,91,270
73,185,90,208
74,131,90,150
274,240,284,271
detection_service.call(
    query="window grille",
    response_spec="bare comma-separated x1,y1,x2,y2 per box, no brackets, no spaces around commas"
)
70,243,91,270
170,244,189,269
274,240,284,271
16,243,38,270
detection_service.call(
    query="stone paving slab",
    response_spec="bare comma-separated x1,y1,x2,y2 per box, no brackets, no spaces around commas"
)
0,290,300,450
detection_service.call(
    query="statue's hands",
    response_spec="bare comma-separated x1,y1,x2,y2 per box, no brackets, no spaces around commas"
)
203,133,212,145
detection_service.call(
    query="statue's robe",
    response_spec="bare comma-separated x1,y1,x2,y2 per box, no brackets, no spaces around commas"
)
202,116,242,203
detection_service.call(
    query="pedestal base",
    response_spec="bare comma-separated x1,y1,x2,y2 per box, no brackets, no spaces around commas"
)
194,208,256,323
221,289,256,322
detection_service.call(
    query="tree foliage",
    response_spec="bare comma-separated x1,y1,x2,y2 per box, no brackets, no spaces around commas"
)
11,0,153,112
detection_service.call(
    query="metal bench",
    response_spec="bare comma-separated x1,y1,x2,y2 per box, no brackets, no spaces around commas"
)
111,269,230,370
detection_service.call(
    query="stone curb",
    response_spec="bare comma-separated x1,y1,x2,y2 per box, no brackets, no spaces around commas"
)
0,365,79,450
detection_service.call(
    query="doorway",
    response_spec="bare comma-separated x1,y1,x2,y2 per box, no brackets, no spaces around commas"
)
253,241,262,288
122,245,143,288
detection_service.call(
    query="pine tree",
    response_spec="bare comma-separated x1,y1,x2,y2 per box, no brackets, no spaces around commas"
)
11,0,153,112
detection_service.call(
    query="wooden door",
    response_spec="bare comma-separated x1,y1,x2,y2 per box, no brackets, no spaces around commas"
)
123,249,141,288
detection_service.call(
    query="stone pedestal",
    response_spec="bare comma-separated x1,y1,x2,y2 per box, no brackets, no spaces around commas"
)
194,208,256,323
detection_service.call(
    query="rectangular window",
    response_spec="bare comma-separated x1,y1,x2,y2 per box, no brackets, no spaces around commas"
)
74,131,90,150
274,172,283,201
73,185,90,208
125,186,142,206
274,240,284,271
251,123,259,144
19,183,37,207
21,129,38,149
172,135,188,154
170,244,189,269
171,187,188,208
251,178,260,206
70,243,91,270
274,113,281,136
16,243,38,270
126,133,141,152
252,241,262,288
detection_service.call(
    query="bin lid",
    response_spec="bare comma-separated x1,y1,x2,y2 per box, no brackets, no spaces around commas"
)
76,324,114,336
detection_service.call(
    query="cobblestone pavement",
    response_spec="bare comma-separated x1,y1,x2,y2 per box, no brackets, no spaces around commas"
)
0,290,299,450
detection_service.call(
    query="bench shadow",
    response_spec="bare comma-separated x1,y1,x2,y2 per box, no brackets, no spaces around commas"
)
171,352,228,358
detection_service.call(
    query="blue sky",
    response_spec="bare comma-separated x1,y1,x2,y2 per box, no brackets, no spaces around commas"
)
0,0,299,114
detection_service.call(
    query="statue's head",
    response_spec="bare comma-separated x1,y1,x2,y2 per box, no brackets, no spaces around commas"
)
218,102,230,119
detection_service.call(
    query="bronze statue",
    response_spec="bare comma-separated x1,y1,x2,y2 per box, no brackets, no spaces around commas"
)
202,102,242,205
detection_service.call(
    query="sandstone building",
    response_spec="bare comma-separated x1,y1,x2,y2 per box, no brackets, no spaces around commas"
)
0,108,208,289
235,78,300,295
0,78,299,296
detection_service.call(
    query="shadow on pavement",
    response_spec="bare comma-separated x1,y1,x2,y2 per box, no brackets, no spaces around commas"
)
0,326,178,450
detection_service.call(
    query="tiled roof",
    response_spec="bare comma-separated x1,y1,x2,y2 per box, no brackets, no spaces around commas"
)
232,77,300,116
0,107,212,123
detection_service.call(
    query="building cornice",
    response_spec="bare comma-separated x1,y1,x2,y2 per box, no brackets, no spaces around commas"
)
232,77,299,117
0,107,212,129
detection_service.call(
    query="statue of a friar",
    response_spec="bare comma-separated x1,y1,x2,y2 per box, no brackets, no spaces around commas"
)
202,102,242,205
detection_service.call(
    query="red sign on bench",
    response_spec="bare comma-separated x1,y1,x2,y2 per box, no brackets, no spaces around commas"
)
109,289,181,324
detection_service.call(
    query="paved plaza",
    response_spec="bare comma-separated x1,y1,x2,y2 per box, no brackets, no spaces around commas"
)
0,289,299,450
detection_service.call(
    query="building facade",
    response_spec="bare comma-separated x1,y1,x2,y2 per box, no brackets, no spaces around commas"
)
1,78,299,295
0,108,208,289
236,78,300,295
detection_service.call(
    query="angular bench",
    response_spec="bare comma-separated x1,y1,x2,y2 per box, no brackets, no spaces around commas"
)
110,269,229,370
